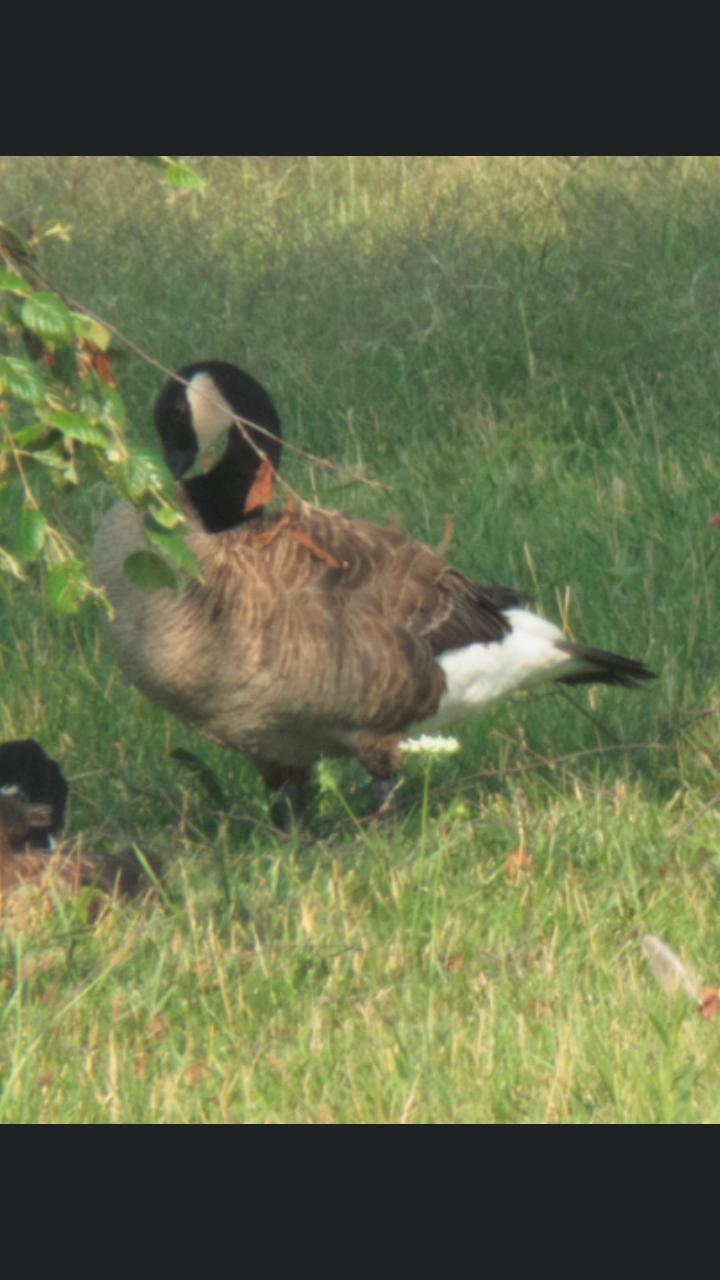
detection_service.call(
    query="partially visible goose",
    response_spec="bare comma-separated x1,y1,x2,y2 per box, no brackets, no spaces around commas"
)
0,739,151,906
92,361,656,815
0,738,68,846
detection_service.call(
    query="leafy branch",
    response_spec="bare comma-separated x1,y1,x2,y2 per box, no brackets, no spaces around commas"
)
0,158,207,611
1,156,385,612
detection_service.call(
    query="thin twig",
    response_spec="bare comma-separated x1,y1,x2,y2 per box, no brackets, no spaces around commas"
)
11,251,390,499
146,362,392,502
428,739,666,800
668,790,720,843
556,687,622,744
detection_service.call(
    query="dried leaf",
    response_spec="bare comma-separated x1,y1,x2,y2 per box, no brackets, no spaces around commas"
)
78,342,117,387
526,1000,553,1020
641,935,699,1001
506,846,533,882
185,1063,211,1085
147,1016,171,1041
698,987,720,1019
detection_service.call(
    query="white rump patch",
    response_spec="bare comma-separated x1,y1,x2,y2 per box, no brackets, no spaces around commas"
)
414,607,572,732
187,372,236,448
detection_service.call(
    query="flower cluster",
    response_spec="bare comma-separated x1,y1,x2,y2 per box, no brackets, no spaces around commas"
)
398,735,460,757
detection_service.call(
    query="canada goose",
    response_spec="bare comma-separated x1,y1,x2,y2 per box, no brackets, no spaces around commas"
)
0,739,152,906
0,738,68,846
92,361,656,817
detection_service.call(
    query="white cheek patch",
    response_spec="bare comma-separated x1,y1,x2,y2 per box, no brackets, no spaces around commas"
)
415,608,570,732
187,373,236,448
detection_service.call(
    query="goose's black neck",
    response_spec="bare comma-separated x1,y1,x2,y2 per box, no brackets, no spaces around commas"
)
183,426,271,533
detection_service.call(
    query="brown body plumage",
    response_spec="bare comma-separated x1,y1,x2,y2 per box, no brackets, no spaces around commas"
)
1,828,148,906
93,499,527,783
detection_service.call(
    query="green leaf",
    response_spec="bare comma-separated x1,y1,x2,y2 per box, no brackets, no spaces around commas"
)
148,502,184,530
30,443,67,471
113,452,173,502
123,550,178,593
40,222,73,245
14,508,47,562
165,163,205,193
21,292,76,345
49,410,107,447
72,313,112,351
0,271,34,297
112,458,144,502
10,423,51,449
146,526,203,580
47,560,88,613
0,355,46,404
132,156,167,168
99,387,127,428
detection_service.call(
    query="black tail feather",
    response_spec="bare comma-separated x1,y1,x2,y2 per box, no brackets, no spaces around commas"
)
554,642,656,690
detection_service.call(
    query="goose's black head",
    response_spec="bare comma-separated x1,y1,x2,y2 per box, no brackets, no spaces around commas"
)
154,361,283,534
0,739,68,847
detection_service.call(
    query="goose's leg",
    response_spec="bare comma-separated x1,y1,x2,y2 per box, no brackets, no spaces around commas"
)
255,761,311,832
271,781,308,832
356,734,404,819
371,774,402,815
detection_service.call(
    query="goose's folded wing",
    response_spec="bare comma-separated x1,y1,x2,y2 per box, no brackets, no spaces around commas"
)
277,509,530,653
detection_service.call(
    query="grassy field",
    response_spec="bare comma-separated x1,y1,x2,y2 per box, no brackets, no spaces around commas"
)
2,155,720,1122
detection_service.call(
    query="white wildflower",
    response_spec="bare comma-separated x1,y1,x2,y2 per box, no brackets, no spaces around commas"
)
399,734,461,757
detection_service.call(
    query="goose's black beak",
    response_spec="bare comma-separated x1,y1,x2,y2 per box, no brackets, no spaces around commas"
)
164,445,198,480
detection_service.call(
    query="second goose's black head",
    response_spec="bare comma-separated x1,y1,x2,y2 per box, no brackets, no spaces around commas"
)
0,738,68,847
154,361,283,534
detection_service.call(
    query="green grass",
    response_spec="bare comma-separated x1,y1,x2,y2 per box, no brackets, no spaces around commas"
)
2,155,720,1122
